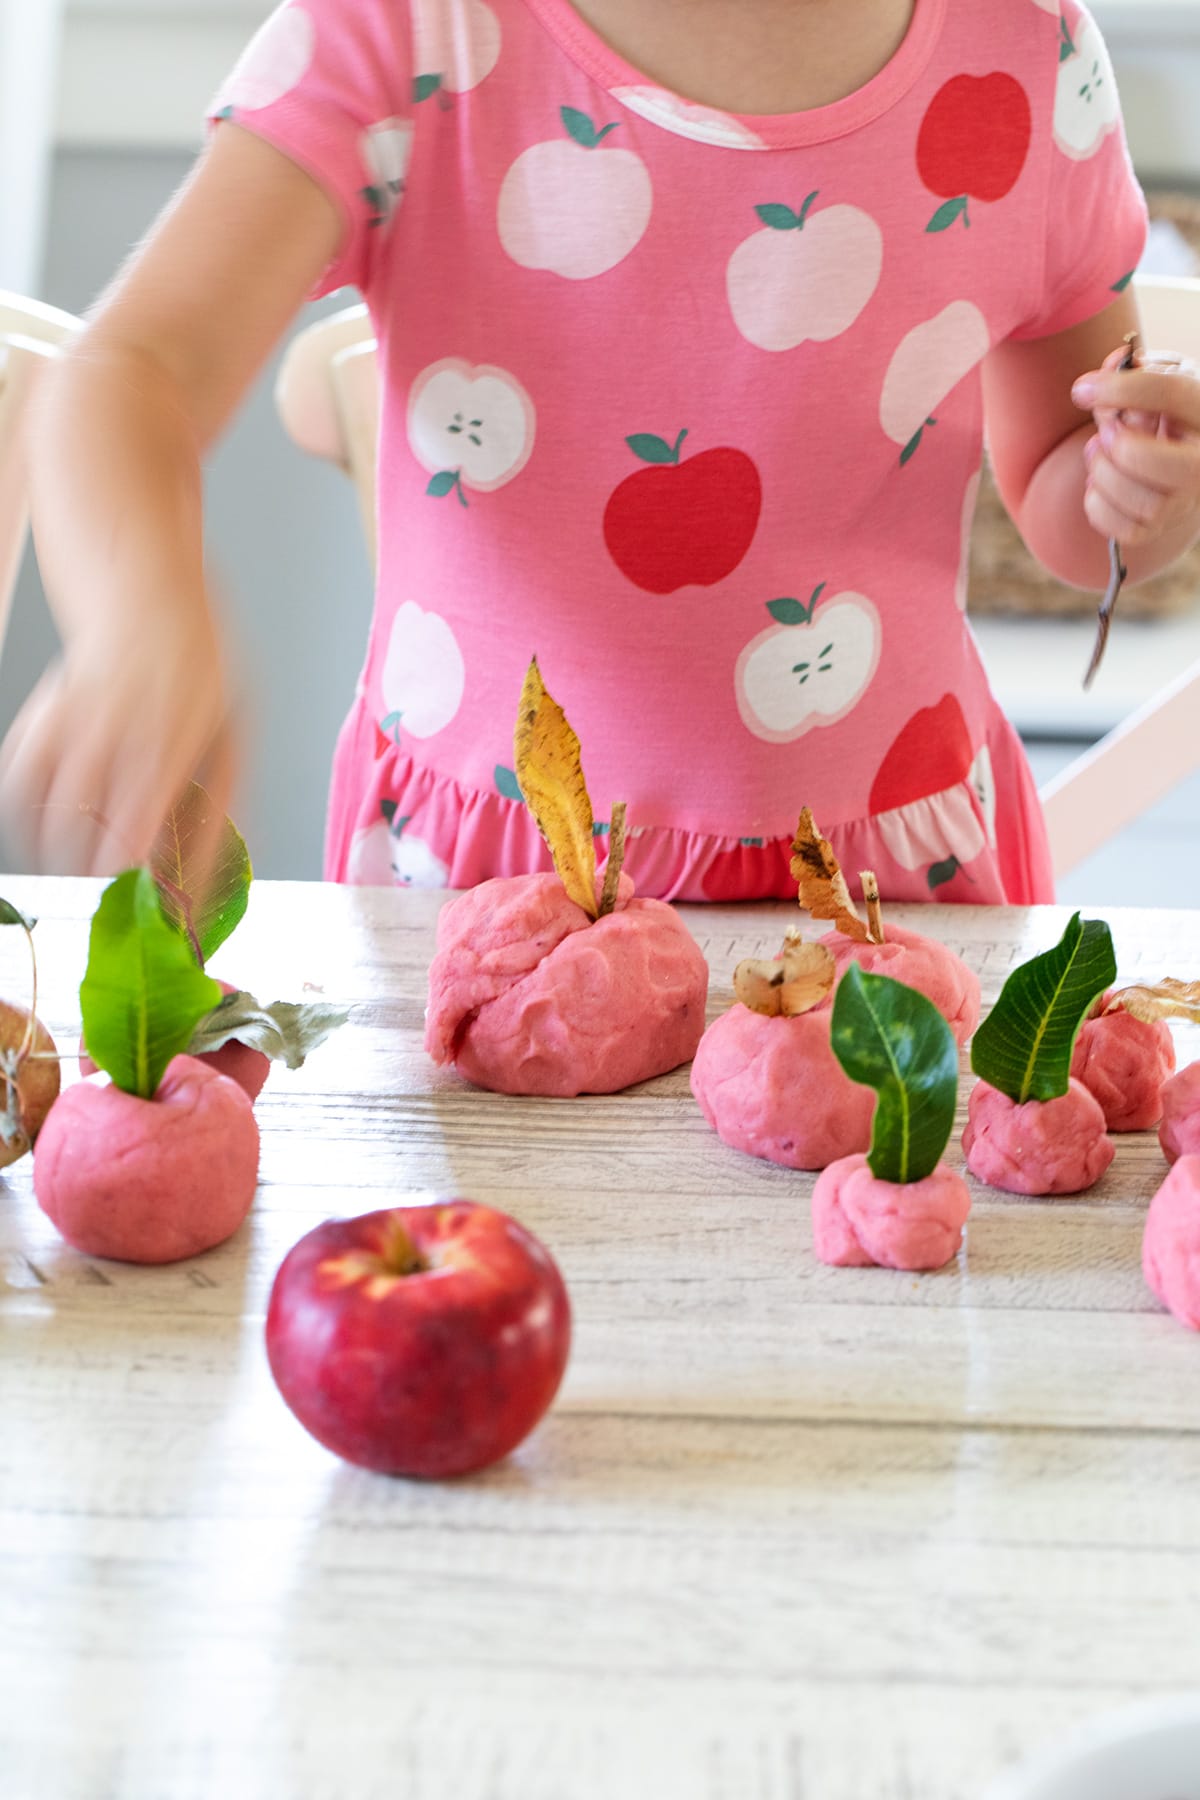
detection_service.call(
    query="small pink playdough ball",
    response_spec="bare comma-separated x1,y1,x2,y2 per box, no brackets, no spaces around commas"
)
812,1153,971,1271
822,924,981,1046
34,1055,260,1264
1159,1062,1200,1166
1143,1153,1200,1331
690,1004,874,1171
962,1078,1114,1196
1070,999,1175,1131
78,981,271,1102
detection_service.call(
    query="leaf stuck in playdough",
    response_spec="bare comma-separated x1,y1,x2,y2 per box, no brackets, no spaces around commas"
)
1104,977,1200,1027
151,781,252,965
970,912,1116,1104
789,808,872,942
733,935,836,1017
514,658,627,919
80,869,223,1099
830,963,958,1184
188,990,350,1069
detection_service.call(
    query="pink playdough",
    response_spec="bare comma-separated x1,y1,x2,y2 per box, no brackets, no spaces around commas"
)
425,871,708,1096
822,924,981,1046
1070,998,1175,1131
34,1056,260,1263
1143,1153,1200,1331
78,981,271,1102
1159,1062,1200,1165
812,1153,971,1271
962,1078,1114,1195
690,1003,874,1171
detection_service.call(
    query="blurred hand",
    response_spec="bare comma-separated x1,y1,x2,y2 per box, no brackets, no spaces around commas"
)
1073,346,1200,547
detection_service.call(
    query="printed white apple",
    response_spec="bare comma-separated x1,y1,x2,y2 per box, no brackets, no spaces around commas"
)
1055,12,1120,159
498,107,652,281
880,300,990,465
971,743,997,850
736,585,881,744
408,359,536,507
347,810,450,888
1029,0,1058,11
611,87,767,150
411,0,501,97
877,781,987,875
379,601,466,739
955,465,982,611
727,194,883,353
361,120,414,227
218,7,315,112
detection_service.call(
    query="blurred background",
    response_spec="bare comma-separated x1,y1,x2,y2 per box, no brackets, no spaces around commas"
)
1,0,1198,893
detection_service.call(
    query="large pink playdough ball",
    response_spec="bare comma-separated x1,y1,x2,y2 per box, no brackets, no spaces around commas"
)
1070,999,1175,1131
1159,1062,1200,1166
34,1056,260,1264
78,981,271,1103
821,924,980,1046
812,1153,971,1271
425,872,708,1096
1143,1152,1200,1331
690,1003,874,1171
962,1078,1113,1195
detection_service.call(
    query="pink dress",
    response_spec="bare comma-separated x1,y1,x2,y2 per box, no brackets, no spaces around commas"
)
214,0,1146,903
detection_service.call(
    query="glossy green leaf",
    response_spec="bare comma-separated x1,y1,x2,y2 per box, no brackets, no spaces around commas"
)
0,899,35,931
80,869,222,1098
188,990,348,1070
830,963,959,1185
151,781,251,966
970,912,1117,1104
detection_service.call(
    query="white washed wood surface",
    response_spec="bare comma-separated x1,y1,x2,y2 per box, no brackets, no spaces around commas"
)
2,880,1200,1800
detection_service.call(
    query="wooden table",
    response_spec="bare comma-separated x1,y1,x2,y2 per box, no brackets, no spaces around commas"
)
3,879,1200,1799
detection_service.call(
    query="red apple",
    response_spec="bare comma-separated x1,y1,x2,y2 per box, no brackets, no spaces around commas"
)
265,1199,571,1479
603,429,761,594
917,73,1032,230
0,999,61,1169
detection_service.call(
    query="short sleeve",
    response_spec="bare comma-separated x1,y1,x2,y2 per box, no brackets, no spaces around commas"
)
209,0,413,298
1011,0,1147,342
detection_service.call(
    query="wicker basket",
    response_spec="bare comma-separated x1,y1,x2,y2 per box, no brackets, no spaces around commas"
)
967,191,1200,619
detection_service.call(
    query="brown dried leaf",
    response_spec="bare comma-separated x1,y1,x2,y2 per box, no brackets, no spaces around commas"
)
733,938,837,1018
514,658,597,918
789,808,869,942
1106,978,1200,1027
598,802,628,918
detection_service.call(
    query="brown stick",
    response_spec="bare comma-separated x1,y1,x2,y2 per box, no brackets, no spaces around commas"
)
860,870,885,944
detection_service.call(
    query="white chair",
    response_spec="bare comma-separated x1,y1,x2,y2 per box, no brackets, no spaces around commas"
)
0,291,81,658
276,279,1200,887
983,1694,1200,1799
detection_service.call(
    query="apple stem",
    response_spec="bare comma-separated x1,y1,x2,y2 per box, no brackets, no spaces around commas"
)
383,1219,429,1277
860,870,885,944
796,190,819,229
669,429,688,464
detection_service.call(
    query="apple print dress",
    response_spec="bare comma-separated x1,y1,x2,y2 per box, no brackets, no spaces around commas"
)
212,0,1146,903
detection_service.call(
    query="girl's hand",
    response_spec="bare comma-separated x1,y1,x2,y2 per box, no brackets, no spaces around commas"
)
1073,348,1200,547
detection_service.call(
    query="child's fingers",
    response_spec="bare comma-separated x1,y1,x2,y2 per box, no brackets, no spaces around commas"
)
1073,363,1200,432
1084,442,1194,544
1094,418,1200,496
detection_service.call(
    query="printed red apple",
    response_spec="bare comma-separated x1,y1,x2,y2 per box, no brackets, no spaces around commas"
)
266,1199,572,1479
917,74,1032,231
0,1000,60,1169
868,693,987,887
603,429,762,594
700,838,794,902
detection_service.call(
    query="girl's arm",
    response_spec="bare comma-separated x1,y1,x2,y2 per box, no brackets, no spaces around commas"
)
983,293,1200,594
0,125,341,874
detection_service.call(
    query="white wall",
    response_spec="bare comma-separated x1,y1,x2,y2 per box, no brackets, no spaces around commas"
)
0,0,66,289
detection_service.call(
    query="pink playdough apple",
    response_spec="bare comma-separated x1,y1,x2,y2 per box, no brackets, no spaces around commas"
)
1143,1153,1200,1331
690,1002,875,1170
78,980,270,1102
822,924,981,1047
34,1055,260,1263
425,871,708,1096
1158,1061,1200,1166
813,1153,971,1271
1070,996,1176,1131
962,1077,1114,1195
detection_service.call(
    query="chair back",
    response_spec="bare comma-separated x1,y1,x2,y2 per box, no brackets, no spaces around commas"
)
983,1694,1200,1800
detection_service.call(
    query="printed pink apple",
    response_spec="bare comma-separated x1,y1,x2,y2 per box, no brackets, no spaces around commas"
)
218,6,315,113
379,601,465,741
411,0,501,101
1055,11,1120,160
361,119,413,228
735,584,881,744
611,87,766,149
347,800,449,889
727,193,883,352
917,75,1032,232
498,107,652,281
880,300,990,464
868,694,986,885
407,358,535,508
603,429,762,594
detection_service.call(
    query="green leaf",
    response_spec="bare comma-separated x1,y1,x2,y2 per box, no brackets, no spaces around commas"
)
150,781,251,966
767,596,809,625
925,195,969,233
1110,269,1134,294
561,105,614,148
426,470,461,497
1059,17,1075,62
626,431,686,465
413,73,442,102
899,426,925,466
970,912,1117,1104
830,964,959,1185
188,990,348,1070
80,869,222,1099
0,899,35,931
495,764,524,801
928,856,961,890
755,203,801,231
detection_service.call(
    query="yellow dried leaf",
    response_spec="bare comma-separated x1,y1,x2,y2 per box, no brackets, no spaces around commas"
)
1106,978,1200,1027
514,658,597,918
734,937,837,1018
789,808,870,942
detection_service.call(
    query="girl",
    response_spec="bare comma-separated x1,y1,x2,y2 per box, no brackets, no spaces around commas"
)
5,0,1200,903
